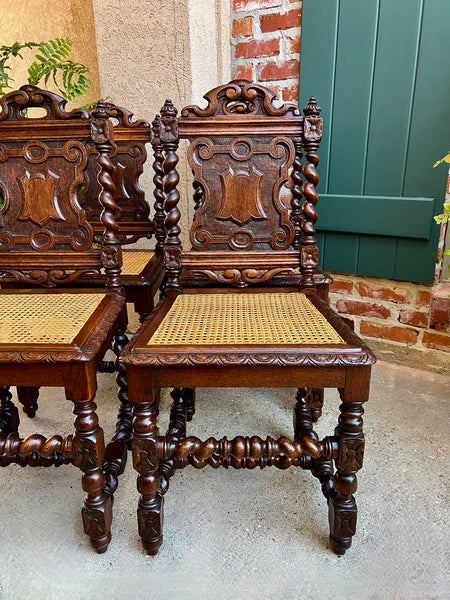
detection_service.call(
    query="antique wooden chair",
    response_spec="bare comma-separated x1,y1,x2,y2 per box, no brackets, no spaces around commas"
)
0,86,130,552
2,101,165,318
120,80,376,556
9,101,166,421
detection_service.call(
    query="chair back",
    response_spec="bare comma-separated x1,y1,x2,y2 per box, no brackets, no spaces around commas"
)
0,86,121,288
159,80,322,290
83,103,164,246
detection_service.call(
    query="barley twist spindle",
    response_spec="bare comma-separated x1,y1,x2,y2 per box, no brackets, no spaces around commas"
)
91,102,122,289
291,138,304,250
301,97,322,288
160,100,182,291
151,114,166,250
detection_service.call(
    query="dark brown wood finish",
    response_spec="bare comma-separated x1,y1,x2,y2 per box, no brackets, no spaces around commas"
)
8,101,167,418
78,102,165,320
120,79,375,556
0,86,131,552
1,99,165,318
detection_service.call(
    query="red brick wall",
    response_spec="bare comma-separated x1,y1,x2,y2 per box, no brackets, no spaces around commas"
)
231,0,450,367
329,275,450,356
231,0,301,102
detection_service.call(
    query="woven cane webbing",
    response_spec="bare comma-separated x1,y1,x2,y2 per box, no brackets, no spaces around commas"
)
0,293,104,344
116,251,154,276
150,293,344,346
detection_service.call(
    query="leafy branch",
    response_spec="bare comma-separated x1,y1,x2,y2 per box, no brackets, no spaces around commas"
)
433,152,450,169
0,37,90,101
433,152,450,226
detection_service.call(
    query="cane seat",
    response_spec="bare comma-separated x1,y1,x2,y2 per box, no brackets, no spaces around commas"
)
0,292,106,345
149,292,343,346
105,249,156,277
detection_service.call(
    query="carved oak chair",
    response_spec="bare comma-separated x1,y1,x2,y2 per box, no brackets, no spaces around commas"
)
0,86,129,552
10,101,166,422
120,80,376,556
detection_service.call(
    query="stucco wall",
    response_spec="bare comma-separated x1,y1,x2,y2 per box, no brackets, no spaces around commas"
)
0,0,101,106
92,0,231,245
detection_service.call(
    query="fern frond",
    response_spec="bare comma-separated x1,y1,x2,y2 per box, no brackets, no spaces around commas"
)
0,38,90,103
0,41,41,95
27,37,73,85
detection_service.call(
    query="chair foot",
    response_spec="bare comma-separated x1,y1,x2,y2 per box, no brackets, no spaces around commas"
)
329,534,350,556
132,389,163,554
82,493,113,553
327,492,356,555
71,396,113,552
16,386,39,419
138,494,164,555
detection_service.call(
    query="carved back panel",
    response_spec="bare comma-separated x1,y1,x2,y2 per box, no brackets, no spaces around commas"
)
84,103,153,244
160,81,308,287
0,86,115,286
160,80,323,290
180,81,301,254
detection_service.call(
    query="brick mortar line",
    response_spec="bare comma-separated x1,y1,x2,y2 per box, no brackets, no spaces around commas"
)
329,292,449,352
233,2,301,21
232,28,301,43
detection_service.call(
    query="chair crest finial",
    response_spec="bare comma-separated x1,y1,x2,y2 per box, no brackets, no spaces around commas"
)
160,100,178,144
303,97,321,117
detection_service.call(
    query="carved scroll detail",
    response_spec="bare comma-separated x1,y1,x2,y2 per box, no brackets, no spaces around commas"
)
181,80,300,118
188,137,295,252
0,85,89,122
99,102,149,128
0,268,101,286
187,267,294,288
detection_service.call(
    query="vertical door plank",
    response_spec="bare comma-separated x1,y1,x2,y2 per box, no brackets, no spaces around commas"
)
299,0,339,195
322,232,359,273
397,0,450,283
328,0,379,195
364,0,423,196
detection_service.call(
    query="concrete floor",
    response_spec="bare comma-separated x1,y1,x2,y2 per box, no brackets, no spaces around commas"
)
0,358,449,599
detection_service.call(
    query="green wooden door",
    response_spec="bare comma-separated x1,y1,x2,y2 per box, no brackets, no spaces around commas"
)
299,0,450,283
